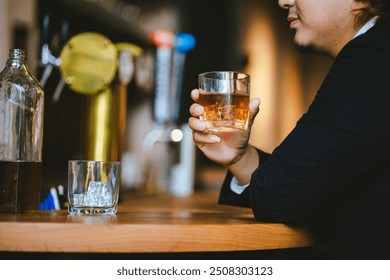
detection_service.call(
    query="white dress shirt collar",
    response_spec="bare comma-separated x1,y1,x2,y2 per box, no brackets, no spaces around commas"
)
353,16,379,38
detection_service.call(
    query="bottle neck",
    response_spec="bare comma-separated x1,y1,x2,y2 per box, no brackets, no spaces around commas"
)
7,49,26,66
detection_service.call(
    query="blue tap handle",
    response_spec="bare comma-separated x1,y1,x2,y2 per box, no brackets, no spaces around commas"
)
174,32,196,54
170,33,196,123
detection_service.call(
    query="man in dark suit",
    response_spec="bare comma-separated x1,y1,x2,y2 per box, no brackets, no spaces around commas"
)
188,0,390,258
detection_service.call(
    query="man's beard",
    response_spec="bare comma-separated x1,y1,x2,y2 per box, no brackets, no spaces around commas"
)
293,42,315,54
293,41,330,57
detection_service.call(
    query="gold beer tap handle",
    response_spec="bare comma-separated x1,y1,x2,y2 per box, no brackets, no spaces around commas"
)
59,32,117,95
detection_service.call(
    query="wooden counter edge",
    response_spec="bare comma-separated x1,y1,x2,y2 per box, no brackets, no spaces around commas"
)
0,222,316,253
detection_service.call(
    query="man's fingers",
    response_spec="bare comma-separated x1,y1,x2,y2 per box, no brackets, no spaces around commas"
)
248,97,261,127
192,131,221,145
188,116,221,144
191,89,199,101
189,103,204,118
188,116,207,131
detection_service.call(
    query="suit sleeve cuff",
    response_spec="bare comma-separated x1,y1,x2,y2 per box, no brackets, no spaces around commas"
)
230,176,250,194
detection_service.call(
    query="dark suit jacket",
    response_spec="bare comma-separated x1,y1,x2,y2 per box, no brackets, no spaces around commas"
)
219,18,390,259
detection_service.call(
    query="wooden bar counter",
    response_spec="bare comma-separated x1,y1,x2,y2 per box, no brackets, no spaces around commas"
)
0,191,315,253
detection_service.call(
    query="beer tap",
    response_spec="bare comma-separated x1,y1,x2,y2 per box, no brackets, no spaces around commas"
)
142,30,176,152
52,20,69,103
39,14,62,87
143,31,197,150
170,32,196,124
142,30,196,196
150,29,175,126
39,15,69,104
169,32,196,196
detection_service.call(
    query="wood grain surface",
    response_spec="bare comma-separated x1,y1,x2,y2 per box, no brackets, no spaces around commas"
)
0,191,316,253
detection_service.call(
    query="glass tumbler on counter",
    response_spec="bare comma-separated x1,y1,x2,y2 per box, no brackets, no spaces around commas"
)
198,71,250,131
68,160,121,215
0,49,44,213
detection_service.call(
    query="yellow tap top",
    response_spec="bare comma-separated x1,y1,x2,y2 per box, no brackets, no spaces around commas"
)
59,32,117,95
115,42,143,57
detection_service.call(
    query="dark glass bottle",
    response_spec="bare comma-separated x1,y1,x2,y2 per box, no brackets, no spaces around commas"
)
0,49,44,213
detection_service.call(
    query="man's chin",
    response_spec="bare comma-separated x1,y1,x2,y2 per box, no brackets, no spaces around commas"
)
293,41,330,57
293,41,315,54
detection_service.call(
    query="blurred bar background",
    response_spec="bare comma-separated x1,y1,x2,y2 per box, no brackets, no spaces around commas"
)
0,0,332,198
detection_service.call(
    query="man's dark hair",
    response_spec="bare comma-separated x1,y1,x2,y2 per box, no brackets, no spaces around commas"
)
355,0,390,26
